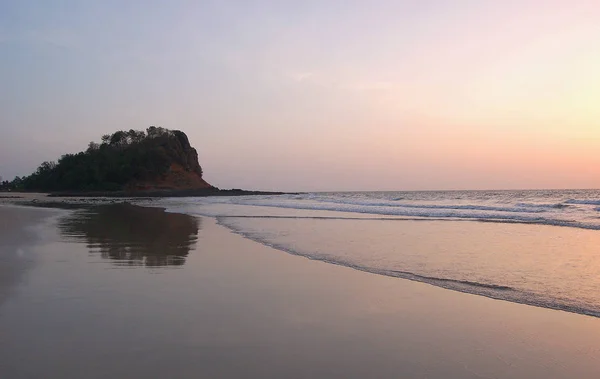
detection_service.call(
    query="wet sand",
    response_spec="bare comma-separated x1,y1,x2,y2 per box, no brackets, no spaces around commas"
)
0,205,65,307
1,205,600,378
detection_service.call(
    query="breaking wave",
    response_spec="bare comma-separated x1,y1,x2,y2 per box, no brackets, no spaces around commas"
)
204,195,600,231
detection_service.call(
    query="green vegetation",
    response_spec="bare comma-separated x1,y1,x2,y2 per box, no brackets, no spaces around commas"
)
0,127,199,192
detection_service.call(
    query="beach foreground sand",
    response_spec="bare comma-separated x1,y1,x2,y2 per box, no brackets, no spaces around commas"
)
0,205,65,307
1,204,600,378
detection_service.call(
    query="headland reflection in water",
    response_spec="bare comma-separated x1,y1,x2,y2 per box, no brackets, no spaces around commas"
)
58,203,200,267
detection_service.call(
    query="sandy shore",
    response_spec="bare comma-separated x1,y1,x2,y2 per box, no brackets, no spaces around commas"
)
1,204,600,378
0,205,65,307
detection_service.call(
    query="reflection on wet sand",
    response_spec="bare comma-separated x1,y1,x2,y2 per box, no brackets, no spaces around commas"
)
59,203,200,267
0,206,62,306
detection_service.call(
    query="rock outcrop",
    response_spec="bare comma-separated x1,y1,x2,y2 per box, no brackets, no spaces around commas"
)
16,127,215,193
126,130,214,191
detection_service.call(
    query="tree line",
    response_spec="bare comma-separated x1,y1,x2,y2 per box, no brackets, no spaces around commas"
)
1,126,190,192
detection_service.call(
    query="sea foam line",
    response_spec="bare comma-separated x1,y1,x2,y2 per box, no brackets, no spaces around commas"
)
215,199,600,231
312,197,549,213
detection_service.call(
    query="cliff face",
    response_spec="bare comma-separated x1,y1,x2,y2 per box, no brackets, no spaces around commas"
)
128,130,214,191
165,131,204,177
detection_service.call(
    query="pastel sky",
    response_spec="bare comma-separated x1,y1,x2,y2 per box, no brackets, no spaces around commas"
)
1,1,599,191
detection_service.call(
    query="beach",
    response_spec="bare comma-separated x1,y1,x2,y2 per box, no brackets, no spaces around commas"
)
2,202,600,378
4,1,599,377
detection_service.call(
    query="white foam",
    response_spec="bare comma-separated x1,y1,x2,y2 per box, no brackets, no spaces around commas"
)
153,192,600,231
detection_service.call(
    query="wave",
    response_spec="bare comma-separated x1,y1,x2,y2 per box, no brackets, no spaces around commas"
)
566,199,600,205
390,270,514,291
515,202,569,209
310,196,548,213
154,194,600,231
218,198,600,230
215,216,600,318
207,214,600,231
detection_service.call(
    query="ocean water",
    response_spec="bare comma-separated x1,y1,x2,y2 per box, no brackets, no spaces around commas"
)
153,189,600,317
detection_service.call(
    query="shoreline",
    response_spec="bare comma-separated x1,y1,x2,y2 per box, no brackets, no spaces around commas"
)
1,188,293,198
2,203,600,377
4,199,600,320
218,214,600,319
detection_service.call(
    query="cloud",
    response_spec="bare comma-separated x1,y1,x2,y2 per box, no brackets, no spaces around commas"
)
287,70,393,93
289,71,314,82
342,81,394,91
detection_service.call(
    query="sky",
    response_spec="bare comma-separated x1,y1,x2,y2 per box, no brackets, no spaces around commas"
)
1,0,599,191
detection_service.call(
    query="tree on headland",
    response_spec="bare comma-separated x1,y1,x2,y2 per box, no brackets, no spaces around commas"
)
0,176,22,191
4,127,205,192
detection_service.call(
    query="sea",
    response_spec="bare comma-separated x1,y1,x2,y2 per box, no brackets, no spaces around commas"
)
150,189,600,318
